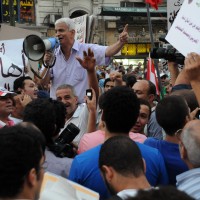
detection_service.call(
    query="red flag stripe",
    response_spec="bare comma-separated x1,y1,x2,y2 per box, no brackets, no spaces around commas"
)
146,58,160,95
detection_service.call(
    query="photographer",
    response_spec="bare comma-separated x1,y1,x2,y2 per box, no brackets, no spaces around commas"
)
23,98,74,178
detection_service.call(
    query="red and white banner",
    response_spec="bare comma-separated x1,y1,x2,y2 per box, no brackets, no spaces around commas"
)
146,58,160,95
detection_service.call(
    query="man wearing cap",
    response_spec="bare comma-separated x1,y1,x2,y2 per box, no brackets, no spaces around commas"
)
0,87,15,128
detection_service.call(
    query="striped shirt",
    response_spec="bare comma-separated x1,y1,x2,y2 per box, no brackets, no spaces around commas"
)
176,168,200,200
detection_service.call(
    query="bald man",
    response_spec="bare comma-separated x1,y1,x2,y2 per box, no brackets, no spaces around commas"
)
176,120,200,199
132,80,163,139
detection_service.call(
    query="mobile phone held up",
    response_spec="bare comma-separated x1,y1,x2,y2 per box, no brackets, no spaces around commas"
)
86,89,93,100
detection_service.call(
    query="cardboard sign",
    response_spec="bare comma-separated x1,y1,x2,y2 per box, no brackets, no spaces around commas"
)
166,0,200,56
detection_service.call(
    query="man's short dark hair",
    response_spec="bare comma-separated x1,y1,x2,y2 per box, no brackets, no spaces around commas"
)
13,76,32,92
99,136,144,177
0,123,45,198
99,86,140,134
104,78,113,88
156,95,189,136
23,98,66,145
122,74,137,88
139,98,151,119
126,186,194,200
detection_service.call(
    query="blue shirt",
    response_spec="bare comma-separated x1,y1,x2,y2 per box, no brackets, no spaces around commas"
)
177,168,200,200
144,138,188,185
49,40,110,103
69,143,168,200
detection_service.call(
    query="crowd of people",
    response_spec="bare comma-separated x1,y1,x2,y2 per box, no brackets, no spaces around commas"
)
0,17,200,200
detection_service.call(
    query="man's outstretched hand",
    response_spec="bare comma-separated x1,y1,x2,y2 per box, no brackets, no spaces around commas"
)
76,48,96,73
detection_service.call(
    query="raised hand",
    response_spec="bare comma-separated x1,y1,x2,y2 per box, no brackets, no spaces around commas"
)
76,48,96,73
185,52,200,82
119,24,129,44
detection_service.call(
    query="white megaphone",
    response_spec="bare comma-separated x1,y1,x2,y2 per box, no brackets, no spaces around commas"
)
23,34,59,62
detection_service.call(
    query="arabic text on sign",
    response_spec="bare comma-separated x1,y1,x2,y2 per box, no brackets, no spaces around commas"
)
20,0,33,6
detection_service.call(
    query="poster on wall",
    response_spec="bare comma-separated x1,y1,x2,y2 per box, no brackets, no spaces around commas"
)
2,0,18,22
20,0,35,23
167,0,184,30
0,39,25,90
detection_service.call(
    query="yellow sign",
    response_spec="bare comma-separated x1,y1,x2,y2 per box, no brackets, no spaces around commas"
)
20,0,34,6
121,43,151,55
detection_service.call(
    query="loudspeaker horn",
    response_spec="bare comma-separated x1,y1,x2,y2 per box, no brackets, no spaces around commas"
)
23,35,59,61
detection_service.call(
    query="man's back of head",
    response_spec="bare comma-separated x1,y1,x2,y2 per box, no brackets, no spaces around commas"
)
0,123,45,199
99,86,140,135
23,98,66,145
126,186,194,200
156,95,189,136
99,136,144,178
180,120,200,168
99,136,150,197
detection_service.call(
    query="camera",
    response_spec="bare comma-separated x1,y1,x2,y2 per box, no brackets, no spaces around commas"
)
150,47,185,65
50,123,80,158
150,35,185,65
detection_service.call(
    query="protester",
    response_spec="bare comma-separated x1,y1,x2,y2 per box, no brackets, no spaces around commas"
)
23,98,73,178
125,186,194,200
69,86,168,200
13,76,38,99
0,123,45,200
99,136,151,200
0,87,15,128
41,17,128,102
132,80,163,139
56,48,99,145
78,99,149,154
176,120,200,199
144,95,189,185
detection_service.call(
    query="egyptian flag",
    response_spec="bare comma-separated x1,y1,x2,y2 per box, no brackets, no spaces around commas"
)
146,57,160,95
145,0,163,10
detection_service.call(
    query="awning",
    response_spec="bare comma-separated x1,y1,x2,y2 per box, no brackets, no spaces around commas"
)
100,6,167,17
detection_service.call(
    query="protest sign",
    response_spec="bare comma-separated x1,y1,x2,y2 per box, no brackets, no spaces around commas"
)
166,0,200,56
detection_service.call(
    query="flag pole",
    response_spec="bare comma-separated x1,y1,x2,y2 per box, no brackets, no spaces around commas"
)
146,3,164,99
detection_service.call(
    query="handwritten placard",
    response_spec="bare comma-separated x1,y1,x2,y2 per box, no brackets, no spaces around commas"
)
166,0,200,56
0,39,25,90
167,0,184,30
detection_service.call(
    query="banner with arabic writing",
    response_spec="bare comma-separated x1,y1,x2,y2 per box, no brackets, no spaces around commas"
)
0,39,25,91
167,0,184,30
166,0,200,56
73,14,87,43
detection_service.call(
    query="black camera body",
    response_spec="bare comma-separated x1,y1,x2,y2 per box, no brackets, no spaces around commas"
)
50,123,80,158
151,47,185,65
150,35,185,65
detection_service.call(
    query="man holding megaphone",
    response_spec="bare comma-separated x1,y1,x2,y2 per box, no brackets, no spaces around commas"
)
40,17,128,103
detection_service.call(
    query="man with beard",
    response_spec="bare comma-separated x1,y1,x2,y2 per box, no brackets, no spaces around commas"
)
99,136,151,200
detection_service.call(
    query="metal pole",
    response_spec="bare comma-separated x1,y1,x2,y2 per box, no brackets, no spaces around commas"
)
9,0,15,26
146,3,164,99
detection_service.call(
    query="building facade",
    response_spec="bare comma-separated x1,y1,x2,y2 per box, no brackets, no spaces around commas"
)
1,0,167,65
